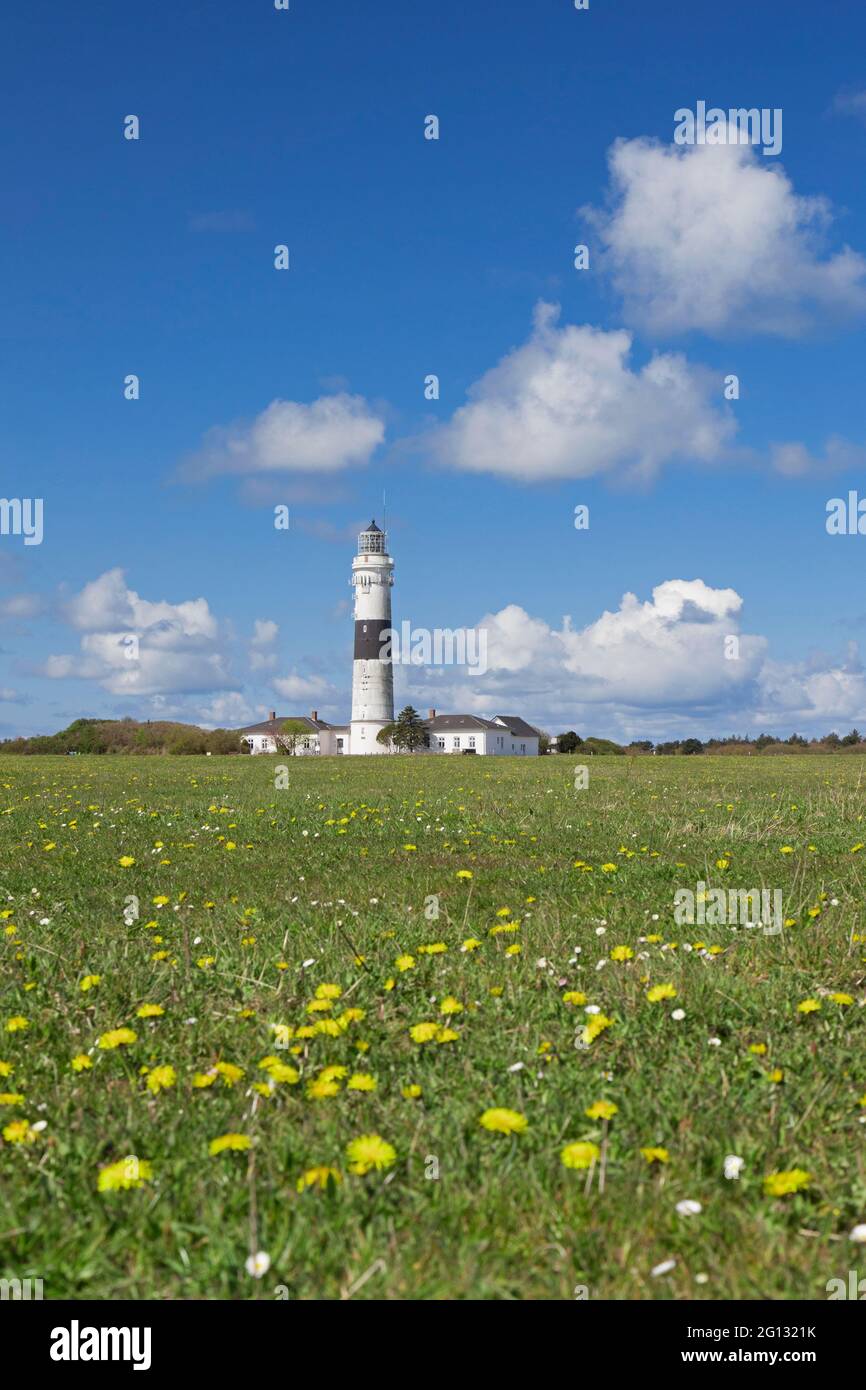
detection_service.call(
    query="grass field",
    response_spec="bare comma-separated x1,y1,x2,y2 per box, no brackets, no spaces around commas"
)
1,751,865,1301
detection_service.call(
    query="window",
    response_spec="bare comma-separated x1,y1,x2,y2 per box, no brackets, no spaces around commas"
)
453,736,460,749
520,743,526,754
437,737,445,750
468,736,475,748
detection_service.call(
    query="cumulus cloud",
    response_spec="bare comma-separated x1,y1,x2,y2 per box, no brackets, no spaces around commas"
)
769,436,866,477
251,619,278,647
583,133,866,336
423,302,735,483
393,578,765,733
179,393,385,481
271,672,336,703
43,569,233,697
0,593,46,621
398,580,866,738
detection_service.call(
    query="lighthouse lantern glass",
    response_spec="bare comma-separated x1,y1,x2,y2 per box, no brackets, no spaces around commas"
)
358,527,385,555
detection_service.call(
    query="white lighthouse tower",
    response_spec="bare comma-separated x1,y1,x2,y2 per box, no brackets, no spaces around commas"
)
350,520,395,754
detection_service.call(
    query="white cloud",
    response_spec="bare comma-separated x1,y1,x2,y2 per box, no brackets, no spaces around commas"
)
195,692,255,728
584,132,866,336
43,570,232,697
423,302,735,482
398,581,866,738
833,89,866,120
180,393,385,480
0,593,46,621
271,672,336,704
769,436,866,477
251,619,278,646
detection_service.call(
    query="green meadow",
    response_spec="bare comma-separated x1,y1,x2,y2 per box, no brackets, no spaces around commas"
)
1,752,864,1300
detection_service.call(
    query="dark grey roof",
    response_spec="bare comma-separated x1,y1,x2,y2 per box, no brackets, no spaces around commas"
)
494,715,542,738
237,715,333,735
424,714,500,731
362,519,382,533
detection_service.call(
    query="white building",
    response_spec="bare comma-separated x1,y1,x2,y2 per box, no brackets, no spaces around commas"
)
237,522,542,756
424,712,540,756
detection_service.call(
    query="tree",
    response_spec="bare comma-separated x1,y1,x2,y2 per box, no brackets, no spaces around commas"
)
556,730,582,754
680,738,704,755
389,706,430,752
376,723,397,750
276,719,310,755
841,728,861,746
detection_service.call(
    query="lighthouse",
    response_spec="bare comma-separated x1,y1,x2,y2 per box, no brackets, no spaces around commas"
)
350,520,395,754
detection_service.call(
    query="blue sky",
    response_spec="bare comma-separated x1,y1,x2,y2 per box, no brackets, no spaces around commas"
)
3,0,866,741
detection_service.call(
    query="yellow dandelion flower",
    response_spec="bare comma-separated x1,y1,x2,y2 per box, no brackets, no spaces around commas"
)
640,1146,670,1164
410,1022,439,1044
5,1017,29,1033
646,983,677,1003
192,1071,217,1088
136,1003,164,1019
97,1157,153,1191
80,974,101,992
562,990,587,1005
346,1133,396,1174
439,996,463,1015
395,954,415,972
610,946,634,962
582,1013,614,1045
455,870,473,879
830,993,854,1006
145,1065,176,1094
763,1168,811,1197
479,1107,528,1135
315,983,342,1000
98,1028,137,1049
296,1165,342,1193
585,1100,618,1121
796,998,821,1014
402,1084,422,1099
209,1133,251,1156
561,1141,600,1170
461,938,483,951
307,1077,340,1100
2,1118,39,1144
0,1093,25,1106
214,1061,244,1086
346,1072,377,1092
71,1054,92,1072
118,856,135,867
266,1062,300,1085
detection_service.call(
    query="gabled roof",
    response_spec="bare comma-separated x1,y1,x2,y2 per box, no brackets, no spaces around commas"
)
238,715,333,736
494,715,542,738
424,714,501,731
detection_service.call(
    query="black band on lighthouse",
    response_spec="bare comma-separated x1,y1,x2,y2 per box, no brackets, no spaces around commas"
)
354,618,392,661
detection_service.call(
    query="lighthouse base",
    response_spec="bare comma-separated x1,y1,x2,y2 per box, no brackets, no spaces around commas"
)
350,720,392,754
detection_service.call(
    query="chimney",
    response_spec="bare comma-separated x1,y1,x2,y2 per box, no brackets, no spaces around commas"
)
428,708,436,720
310,710,318,722
269,710,276,722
